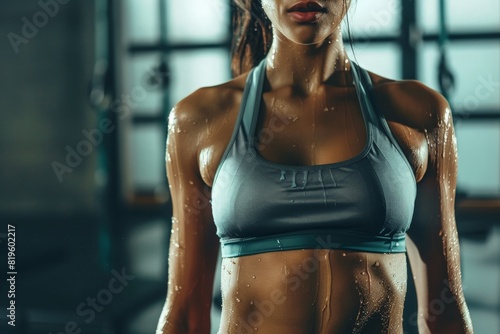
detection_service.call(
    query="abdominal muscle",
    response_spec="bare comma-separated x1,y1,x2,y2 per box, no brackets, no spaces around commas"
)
218,249,407,334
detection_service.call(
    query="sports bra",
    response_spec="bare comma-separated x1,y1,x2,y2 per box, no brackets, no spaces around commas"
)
211,59,417,258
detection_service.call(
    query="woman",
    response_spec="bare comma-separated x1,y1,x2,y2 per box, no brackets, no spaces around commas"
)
156,0,473,333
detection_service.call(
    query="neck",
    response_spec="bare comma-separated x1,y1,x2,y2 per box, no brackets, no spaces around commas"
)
265,29,350,94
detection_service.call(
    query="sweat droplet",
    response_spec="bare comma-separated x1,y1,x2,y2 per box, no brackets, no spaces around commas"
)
374,261,380,267
324,107,329,112
236,297,241,302
252,275,256,279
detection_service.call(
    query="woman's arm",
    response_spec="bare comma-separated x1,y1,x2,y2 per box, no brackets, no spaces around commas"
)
156,100,220,334
406,100,473,333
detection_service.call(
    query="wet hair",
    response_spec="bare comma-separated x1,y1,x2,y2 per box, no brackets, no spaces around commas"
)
231,0,272,77
231,0,354,77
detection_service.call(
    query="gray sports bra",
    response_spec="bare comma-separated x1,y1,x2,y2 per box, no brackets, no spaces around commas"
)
211,59,417,258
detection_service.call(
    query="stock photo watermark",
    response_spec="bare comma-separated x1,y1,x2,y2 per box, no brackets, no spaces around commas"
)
47,267,135,334
455,74,499,116
7,0,72,54
5,225,17,327
351,0,403,46
407,279,460,329
51,65,169,183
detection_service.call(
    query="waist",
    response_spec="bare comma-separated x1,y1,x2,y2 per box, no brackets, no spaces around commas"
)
220,229,406,258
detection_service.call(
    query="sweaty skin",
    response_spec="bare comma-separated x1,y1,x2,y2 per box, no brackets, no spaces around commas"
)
156,1,473,333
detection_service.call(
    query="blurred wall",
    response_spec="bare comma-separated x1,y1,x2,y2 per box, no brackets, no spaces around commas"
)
0,0,96,217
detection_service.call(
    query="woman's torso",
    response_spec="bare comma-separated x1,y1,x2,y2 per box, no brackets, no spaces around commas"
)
189,63,430,333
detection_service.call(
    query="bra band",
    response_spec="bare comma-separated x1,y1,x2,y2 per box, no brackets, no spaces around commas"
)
221,230,406,258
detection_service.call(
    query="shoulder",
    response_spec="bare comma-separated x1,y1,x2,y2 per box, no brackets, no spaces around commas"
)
167,71,250,144
364,70,455,182
366,71,451,131
165,71,251,185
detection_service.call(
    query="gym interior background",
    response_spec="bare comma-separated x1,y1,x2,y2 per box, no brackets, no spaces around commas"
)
0,0,498,333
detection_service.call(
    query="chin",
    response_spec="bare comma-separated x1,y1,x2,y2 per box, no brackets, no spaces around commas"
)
289,36,327,45
282,27,331,46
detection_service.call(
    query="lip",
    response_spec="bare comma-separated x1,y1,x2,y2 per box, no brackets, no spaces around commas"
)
287,1,326,13
287,1,326,23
